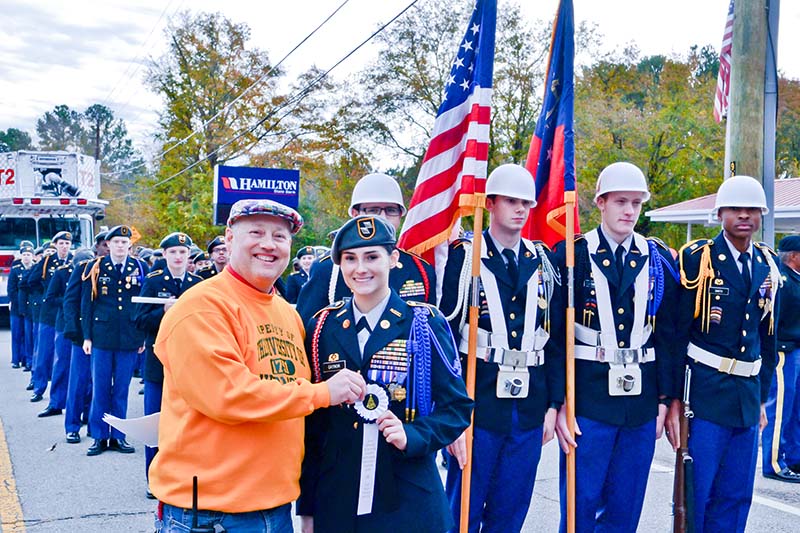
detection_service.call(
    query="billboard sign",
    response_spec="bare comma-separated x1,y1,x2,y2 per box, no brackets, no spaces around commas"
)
213,165,300,225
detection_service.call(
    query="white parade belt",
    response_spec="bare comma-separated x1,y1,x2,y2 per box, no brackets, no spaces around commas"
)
573,323,655,364
459,325,545,367
688,343,761,377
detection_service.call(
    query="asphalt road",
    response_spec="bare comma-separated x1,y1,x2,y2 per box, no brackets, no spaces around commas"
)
1,327,798,532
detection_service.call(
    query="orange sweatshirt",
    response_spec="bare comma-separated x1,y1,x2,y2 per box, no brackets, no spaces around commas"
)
150,268,330,512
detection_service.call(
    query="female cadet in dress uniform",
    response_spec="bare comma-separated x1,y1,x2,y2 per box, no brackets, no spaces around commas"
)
134,232,203,498
298,216,473,533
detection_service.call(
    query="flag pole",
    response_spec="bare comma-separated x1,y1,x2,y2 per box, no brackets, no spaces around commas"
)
459,193,486,533
564,189,576,533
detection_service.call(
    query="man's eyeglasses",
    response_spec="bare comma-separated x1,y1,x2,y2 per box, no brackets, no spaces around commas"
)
360,206,403,216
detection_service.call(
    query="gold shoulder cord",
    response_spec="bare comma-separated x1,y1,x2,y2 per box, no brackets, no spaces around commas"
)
41,255,50,279
756,242,781,335
679,243,714,333
81,258,102,301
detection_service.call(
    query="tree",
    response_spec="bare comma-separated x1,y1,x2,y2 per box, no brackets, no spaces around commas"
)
0,128,33,151
36,104,84,151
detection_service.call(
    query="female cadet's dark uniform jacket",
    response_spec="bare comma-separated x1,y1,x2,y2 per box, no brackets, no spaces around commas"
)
298,291,472,533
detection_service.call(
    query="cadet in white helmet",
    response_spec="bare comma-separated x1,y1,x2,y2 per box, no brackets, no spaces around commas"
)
553,162,681,533
296,173,436,322
439,164,565,533
670,175,779,533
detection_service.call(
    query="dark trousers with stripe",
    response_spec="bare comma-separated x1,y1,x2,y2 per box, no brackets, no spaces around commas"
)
143,379,162,483
65,343,92,434
762,348,800,474
10,314,24,366
32,323,56,395
89,348,137,440
48,331,72,409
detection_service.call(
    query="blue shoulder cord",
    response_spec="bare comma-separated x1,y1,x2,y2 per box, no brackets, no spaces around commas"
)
647,240,679,318
407,307,462,420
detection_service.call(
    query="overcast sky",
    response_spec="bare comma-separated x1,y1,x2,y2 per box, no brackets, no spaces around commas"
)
1,0,797,151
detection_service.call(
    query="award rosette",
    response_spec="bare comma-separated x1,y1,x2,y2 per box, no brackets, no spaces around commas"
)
354,383,389,424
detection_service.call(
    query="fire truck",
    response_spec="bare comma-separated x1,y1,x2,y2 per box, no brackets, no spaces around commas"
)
0,151,108,310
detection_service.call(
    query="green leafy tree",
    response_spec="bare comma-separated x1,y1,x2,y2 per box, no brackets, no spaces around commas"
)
36,105,85,151
0,128,33,151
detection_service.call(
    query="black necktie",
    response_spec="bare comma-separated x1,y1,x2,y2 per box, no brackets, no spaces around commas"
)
502,249,518,284
615,246,626,282
115,263,123,276
739,252,751,292
175,277,182,290
356,316,372,334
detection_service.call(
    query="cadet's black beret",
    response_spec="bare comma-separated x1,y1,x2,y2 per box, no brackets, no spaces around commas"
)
106,225,132,240
778,236,800,253
207,236,225,254
72,249,94,265
138,248,153,261
296,246,316,260
20,240,34,249
192,252,210,264
19,245,34,254
94,231,108,245
52,231,73,243
160,232,193,250
34,246,44,255
331,215,396,265
152,250,163,258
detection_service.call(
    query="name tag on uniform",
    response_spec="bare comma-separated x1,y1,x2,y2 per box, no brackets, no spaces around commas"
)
583,280,595,288
709,287,729,296
322,360,346,373
157,291,172,298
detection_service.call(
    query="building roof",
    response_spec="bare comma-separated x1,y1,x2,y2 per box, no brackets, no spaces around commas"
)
645,177,800,232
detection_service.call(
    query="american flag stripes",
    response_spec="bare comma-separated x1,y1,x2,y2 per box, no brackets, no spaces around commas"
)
713,0,735,123
398,0,496,267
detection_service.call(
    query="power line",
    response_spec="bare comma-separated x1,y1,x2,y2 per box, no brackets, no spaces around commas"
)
111,0,421,201
103,0,352,178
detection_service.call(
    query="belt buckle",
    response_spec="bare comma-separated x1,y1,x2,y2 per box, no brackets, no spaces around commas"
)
718,357,737,374
502,349,527,368
615,348,639,365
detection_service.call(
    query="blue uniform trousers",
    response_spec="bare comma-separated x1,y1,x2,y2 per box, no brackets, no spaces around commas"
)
31,320,40,367
32,324,56,395
159,503,293,533
23,317,35,368
89,348,137,440
690,417,758,533
762,348,800,474
65,344,91,434
10,314,24,366
446,406,543,533
48,331,71,409
559,416,655,533
144,379,162,483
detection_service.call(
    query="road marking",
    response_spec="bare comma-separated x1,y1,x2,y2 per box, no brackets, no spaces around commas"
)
753,495,800,517
0,419,25,532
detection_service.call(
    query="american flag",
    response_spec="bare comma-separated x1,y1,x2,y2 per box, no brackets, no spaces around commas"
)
713,0,735,123
398,0,496,269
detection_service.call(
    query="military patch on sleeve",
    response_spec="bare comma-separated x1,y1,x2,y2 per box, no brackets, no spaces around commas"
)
146,269,163,278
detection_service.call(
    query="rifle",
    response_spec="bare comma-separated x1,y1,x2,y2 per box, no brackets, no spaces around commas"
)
672,366,695,533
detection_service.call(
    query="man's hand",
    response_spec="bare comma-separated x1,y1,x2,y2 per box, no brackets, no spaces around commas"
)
446,432,467,470
300,516,313,533
555,403,581,454
543,407,557,445
164,298,177,312
760,403,768,432
325,369,366,405
664,400,681,451
82,339,92,355
377,410,407,451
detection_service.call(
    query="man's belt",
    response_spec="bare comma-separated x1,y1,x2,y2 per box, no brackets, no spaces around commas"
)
573,323,655,364
574,345,655,364
687,343,761,377
458,327,545,367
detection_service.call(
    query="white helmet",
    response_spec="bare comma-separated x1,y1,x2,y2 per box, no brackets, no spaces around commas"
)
349,173,406,215
714,175,769,214
485,164,537,204
594,162,650,202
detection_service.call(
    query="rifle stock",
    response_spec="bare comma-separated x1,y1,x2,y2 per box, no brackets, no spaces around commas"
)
672,366,694,533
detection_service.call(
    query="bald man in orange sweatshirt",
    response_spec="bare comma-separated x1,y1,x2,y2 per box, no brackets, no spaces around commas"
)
150,199,367,533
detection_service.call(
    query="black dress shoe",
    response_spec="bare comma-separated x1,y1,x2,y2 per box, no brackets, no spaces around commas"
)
30,393,43,402
86,439,108,456
66,432,81,444
22,366,31,372
764,467,800,483
145,488,156,500
37,406,62,418
11,363,20,369
25,382,34,391
108,438,135,454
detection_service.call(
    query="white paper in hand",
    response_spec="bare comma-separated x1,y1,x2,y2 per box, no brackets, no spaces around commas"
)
102,412,160,447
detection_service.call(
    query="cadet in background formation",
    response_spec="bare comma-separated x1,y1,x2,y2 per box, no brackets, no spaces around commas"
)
80,225,149,456
196,235,227,279
284,246,315,304
134,232,202,499
671,175,779,533
296,173,436,322
30,232,74,403
8,243,34,370
554,162,680,533
439,164,565,533
299,215,472,533
761,235,800,483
